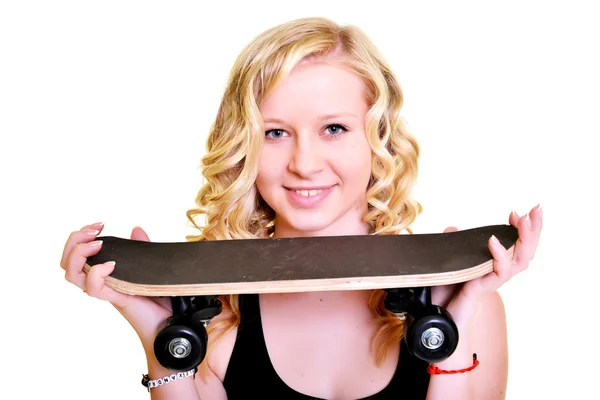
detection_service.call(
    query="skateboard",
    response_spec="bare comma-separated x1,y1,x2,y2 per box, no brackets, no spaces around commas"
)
84,223,518,372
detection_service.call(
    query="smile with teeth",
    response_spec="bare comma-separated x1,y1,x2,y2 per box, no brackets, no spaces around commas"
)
295,189,324,197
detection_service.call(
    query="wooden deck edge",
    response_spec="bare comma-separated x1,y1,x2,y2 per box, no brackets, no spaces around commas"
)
82,245,513,296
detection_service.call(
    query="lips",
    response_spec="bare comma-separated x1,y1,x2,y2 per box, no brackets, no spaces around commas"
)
292,188,324,197
284,185,335,208
284,185,334,191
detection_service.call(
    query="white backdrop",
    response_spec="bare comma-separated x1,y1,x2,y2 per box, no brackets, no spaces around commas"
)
2,1,598,399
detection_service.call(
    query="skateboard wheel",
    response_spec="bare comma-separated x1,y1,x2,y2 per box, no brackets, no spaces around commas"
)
404,305,458,363
154,322,208,372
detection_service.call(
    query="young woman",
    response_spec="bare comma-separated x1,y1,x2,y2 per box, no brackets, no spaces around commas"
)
60,17,542,399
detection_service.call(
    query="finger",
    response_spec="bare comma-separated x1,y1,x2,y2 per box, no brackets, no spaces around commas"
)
85,261,115,297
474,235,513,292
80,221,105,231
462,234,513,297
529,204,543,232
131,226,150,242
60,222,104,269
513,213,537,266
489,235,513,282
85,261,130,307
444,226,458,233
64,269,86,291
64,240,103,289
509,211,519,227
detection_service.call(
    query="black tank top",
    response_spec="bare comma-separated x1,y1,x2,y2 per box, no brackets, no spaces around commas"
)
223,294,430,399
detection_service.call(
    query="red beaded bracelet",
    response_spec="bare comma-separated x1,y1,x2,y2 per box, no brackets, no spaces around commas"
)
427,353,479,375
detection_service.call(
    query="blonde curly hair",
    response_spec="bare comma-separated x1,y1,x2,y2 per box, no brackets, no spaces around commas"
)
184,16,423,378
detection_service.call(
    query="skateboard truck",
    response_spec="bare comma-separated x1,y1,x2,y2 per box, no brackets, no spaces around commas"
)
153,296,222,372
153,289,459,371
384,287,459,363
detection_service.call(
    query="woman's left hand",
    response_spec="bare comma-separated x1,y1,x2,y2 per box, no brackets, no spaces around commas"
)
442,204,543,322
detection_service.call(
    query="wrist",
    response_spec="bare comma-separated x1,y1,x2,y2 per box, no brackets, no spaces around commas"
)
145,347,170,376
142,351,199,393
429,328,474,370
142,367,197,391
430,293,478,370
445,290,481,330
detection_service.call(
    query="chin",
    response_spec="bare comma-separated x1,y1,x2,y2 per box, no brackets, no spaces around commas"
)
280,212,338,236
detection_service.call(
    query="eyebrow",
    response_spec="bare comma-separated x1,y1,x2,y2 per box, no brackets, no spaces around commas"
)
263,113,359,124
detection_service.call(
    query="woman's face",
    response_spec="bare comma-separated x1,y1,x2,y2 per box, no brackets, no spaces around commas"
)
256,58,373,237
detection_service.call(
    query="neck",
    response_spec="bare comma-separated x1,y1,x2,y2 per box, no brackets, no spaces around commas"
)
261,289,375,319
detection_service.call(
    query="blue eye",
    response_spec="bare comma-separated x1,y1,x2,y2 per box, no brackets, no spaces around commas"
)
265,124,348,140
324,124,348,135
265,129,288,139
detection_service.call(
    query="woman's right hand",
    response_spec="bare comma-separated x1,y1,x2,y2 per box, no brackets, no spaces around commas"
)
60,222,173,350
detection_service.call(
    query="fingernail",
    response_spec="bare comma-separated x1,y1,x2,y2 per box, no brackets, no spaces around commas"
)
93,222,104,227
105,261,116,267
89,240,103,247
83,229,99,236
491,235,500,245
536,204,543,218
525,214,531,228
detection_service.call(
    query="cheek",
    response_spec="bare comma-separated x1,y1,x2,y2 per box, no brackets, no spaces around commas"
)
256,149,283,191
338,141,372,184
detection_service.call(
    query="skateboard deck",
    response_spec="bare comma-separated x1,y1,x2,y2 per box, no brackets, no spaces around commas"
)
84,224,518,297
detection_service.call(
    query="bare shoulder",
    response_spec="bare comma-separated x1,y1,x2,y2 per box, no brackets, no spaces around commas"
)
194,306,239,399
471,290,509,399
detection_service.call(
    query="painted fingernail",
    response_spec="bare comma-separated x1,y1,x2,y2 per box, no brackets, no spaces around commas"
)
537,204,543,218
525,214,531,228
89,240,103,247
491,235,500,245
83,229,99,236
105,261,116,267
93,222,104,227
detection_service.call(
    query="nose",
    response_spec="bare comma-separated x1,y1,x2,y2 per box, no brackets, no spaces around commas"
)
288,135,324,178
